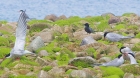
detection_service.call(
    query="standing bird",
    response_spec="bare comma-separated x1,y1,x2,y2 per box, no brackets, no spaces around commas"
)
84,23,94,34
120,47,137,64
5,10,35,59
104,32,134,42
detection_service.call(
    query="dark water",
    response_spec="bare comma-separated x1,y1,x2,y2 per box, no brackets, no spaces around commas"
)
0,0,140,22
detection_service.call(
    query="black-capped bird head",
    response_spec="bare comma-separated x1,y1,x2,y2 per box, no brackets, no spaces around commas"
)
84,23,89,27
104,32,109,38
120,46,126,53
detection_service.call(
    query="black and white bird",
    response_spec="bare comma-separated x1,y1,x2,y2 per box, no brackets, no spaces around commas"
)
104,32,134,42
84,23,94,34
5,10,35,59
120,47,137,64
102,54,124,67
93,47,137,67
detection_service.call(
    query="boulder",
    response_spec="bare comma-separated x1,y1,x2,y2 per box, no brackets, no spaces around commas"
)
69,56,96,66
101,13,115,17
44,14,58,22
58,15,67,20
108,16,121,24
129,38,140,44
33,31,53,43
38,50,48,57
135,52,140,60
98,57,111,63
27,36,45,52
123,73,134,78
75,52,87,57
38,70,53,78
35,57,50,66
69,70,92,78
80,36,97,46
48,67,65,77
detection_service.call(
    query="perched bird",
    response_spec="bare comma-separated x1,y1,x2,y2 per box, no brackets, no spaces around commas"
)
84,23,94,34
102,54,124,67
120,47,137,64
5,10,35,59
104,32,134,42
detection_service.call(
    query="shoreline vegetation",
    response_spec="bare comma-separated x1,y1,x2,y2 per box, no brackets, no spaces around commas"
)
0,13,140,78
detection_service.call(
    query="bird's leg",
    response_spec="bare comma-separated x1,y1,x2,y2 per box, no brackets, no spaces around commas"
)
16,57,20,60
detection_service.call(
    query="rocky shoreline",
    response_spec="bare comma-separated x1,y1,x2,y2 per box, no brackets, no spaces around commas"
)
0,13,140,78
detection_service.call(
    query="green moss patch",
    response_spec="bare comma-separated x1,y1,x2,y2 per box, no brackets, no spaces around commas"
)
57,53,70,66
86,47,98,58
42,66,53,71
54,16,81,26
114,24,125,30
0,47,11,58
103,75,120,78
100,66,124,77
8,74,37,78
131,43,140,51
0,37,10,47
121,64,140,75
97,20,110,31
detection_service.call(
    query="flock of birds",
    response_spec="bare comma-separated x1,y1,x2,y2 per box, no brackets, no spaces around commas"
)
83,22,137,66
1,10,137,67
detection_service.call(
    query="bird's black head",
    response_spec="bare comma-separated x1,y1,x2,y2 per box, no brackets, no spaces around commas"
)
104,32,109,38
19,10,24,12
84,23,89,27
117,54,122,58
119,46,126,53
5,53,10,57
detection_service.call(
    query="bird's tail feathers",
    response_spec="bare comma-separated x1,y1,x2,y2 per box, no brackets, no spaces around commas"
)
122,35,135,39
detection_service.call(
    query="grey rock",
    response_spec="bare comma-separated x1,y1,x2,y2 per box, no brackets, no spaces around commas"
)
38,50,48,57
130,38,140,44
108,16,121,24
35,57,49,66
75,52,87,57
123,73,134,78
38,70,53,78
69,56,96,65
70,70,92,78
80,36,97,46
34,31,53,43
27,36,45,52
48,67,65,77
135,52,140,60
99,57,111,63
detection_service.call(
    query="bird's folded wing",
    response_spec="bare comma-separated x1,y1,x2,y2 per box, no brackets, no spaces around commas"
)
102,57,124,66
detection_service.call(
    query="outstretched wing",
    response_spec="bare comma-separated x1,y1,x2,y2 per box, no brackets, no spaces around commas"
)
13,10,29,51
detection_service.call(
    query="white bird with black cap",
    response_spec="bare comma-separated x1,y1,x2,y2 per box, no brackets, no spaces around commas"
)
120,46,137,64
5,10,35,59
104,32,134,42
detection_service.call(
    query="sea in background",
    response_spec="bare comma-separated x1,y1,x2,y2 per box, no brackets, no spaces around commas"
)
0,0,140,22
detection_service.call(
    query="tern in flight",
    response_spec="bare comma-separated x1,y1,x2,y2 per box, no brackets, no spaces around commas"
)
5,10,35,59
